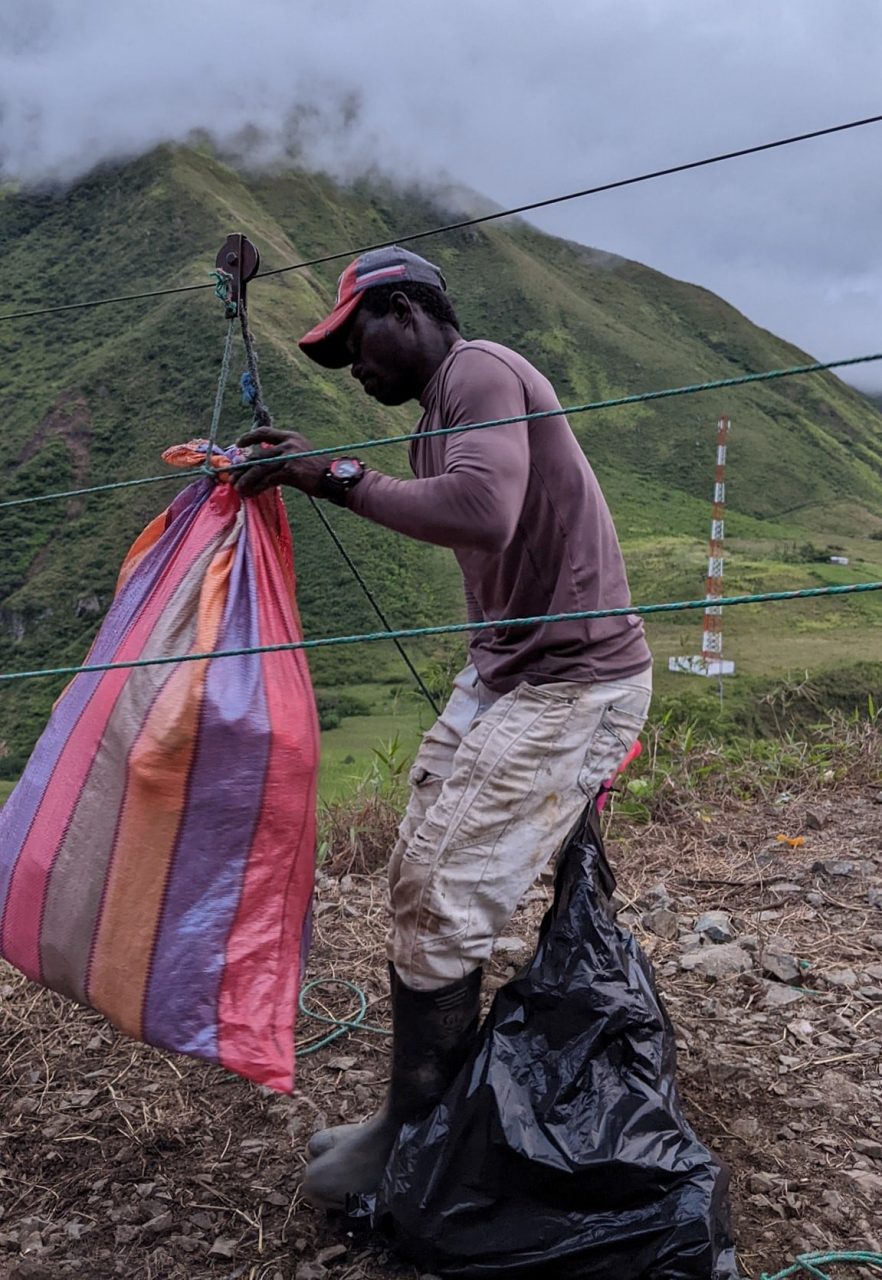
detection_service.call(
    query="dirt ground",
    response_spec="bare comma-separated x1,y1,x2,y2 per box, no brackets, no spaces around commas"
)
1,783,881,1280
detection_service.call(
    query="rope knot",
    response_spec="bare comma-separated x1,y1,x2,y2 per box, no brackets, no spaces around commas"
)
210,270,238,318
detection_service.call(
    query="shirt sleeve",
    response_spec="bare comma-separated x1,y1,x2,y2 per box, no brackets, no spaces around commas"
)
346,348,531,554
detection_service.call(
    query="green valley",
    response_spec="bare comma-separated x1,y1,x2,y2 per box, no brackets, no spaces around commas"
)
2,145,881,785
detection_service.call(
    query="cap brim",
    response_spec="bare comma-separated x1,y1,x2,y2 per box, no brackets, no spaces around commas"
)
298,294,363,368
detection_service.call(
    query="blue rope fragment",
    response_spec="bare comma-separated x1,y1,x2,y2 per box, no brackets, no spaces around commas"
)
296,978,391,1057
761,1251,882,1280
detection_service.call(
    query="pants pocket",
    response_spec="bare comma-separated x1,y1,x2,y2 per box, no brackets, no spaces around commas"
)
600,701,648,751
578,701,648,799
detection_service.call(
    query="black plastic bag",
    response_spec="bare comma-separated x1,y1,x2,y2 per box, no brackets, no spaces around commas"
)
366,808,739,1279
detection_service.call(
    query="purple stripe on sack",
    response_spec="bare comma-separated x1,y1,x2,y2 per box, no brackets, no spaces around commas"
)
142,524,271,1058
38,537,220,1002
0,483,210,927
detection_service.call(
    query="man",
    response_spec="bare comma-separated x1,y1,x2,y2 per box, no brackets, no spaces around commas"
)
233,245,652,1207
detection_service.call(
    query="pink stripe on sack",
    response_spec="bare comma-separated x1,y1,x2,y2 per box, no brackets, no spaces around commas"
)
216,496,319,1089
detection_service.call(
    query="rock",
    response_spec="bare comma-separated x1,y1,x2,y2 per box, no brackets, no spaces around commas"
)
638,882,671,909
805,891,824,907
813,859,856,877
730,1115,760,1140
142,1212,173,1237
804,809,828,831
868,887,882,909
694,910,734,943
768,881,804,896
325,1056,357,1072
760,981,806,1010
870,933,882,949
317,1245,348,1264
819,1188,849,1224
208,1238,237,1258
493,936,530,958
865,963,882,982
679,943,753,978
854,1138,882,1161
823,967,859,989
843,1169,882,1197
762,951,801,984
75,592,103,618
8,1265,57,1280
19,1233,43,1256
642,907,679,940
296,1264,328,1280
679,931,703,951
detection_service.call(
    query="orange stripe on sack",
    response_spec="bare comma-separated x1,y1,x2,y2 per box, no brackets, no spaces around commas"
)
87,540,235,1038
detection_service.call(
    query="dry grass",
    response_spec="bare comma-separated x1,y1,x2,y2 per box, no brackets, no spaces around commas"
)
318,793,403,880
1,716,882,1278
616,710,882,825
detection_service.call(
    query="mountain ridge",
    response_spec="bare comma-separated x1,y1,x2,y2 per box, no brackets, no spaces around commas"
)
1,144,881,771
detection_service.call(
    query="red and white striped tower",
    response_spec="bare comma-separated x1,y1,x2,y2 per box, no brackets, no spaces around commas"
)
701,415,729,669
668,415,735,677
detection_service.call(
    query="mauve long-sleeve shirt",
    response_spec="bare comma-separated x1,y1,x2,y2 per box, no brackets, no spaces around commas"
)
348,339,651,693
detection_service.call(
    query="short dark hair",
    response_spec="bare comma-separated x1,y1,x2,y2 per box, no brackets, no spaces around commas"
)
359,281,461,332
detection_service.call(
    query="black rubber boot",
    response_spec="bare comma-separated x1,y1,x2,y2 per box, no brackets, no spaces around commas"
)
302,965,482,1207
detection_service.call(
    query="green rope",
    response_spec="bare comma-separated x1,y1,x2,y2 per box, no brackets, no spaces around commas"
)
4,111,882,324
761,1251,882,1280
234,291,440,714
1,580,880,684
296,978,390,1056
202,318,236,472
224,348,880,468
210,269,234,312
2,348,881,513
306,498,441,716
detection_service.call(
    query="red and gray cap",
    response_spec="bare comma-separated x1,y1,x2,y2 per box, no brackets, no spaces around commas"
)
298,245,447,368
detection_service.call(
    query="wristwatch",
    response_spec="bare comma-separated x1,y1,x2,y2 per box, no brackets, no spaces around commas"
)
319,457,366,506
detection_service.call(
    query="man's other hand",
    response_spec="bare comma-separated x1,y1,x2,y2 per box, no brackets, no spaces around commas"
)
233,427,326,498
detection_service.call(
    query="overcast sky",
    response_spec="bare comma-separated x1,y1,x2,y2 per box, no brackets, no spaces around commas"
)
3,0,882,389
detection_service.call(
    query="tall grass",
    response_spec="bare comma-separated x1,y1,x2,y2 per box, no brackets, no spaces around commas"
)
318,734,411,876
317,707,882,876
614,702,881,824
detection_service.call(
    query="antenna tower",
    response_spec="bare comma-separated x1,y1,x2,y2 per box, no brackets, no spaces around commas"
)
669,415,736,677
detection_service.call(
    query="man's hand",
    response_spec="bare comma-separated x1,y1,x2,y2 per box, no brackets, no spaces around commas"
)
233,427,327,498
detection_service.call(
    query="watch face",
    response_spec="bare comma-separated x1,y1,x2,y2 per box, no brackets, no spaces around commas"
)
331,458,362,480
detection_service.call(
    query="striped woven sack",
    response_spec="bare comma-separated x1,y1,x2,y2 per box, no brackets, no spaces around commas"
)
0,442,320,1092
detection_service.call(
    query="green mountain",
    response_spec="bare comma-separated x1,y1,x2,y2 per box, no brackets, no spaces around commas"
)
2,145,882,775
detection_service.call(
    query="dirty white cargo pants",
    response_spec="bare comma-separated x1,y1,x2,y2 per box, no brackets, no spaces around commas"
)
387,664,652,990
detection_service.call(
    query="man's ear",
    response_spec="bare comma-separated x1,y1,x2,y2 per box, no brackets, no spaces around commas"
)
389,291,415,326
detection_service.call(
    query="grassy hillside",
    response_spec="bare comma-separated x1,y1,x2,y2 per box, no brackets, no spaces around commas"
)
1,146,882,775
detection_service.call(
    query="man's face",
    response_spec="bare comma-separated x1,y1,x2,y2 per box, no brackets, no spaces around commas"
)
343,302,418,406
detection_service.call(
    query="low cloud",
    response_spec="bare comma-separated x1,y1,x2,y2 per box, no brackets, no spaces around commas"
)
2,0,882,387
